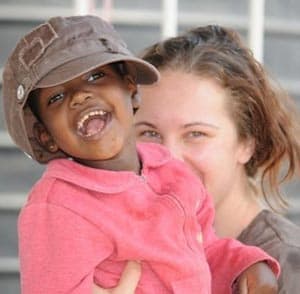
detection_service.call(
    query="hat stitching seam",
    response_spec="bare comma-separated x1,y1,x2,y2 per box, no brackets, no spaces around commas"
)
18,23,58,72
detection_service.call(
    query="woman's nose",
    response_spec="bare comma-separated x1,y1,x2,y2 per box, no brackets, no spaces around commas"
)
164,139,184,162
70,91,92,108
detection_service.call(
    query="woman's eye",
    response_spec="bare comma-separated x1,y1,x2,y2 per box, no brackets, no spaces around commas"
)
189,131,204,138
87,71,105,82
141,130,161,138
48,93,64,105
186,131,205,139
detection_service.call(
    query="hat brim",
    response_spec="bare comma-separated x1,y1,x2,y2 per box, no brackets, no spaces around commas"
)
36,51,160,88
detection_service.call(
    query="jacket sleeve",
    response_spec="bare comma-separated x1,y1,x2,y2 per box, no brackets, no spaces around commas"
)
18,203,114,294
196,190,280,294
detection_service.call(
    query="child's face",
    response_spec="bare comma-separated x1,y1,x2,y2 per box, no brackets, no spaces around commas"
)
34,64,138,167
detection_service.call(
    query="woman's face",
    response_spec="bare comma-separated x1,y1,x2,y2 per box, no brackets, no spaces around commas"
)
135,69,254,206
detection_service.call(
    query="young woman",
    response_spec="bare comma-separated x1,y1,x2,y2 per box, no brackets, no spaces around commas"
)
135,25,300,293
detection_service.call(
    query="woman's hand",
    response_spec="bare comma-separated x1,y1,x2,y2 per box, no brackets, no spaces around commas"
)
93,261,141,294
235,262,278,293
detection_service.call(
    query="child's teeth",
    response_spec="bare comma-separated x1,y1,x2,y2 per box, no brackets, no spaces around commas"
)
77,110,107,132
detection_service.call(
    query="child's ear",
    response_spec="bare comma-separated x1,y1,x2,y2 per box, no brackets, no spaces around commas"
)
33,122,59,153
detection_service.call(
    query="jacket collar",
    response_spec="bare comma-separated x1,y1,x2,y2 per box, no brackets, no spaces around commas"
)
44,142,171,193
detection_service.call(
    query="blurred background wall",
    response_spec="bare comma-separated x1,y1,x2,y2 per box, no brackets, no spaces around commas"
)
0,1,299,293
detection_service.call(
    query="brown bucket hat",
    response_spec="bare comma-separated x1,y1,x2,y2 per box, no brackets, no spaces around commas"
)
2,15,159,163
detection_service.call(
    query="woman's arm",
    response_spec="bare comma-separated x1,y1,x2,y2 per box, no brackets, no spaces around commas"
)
196,189,279,293
234,262,278,294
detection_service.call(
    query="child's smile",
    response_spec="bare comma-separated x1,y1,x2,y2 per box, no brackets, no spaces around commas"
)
76,108,111,139
34,64,139,169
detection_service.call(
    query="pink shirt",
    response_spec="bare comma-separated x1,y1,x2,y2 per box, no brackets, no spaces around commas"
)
18,143,279,293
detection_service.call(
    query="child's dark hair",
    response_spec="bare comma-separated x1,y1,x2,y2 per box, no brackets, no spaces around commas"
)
27,89,41,122
112,61,130,77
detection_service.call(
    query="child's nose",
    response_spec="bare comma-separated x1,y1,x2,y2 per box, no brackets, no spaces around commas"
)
70,91,92,108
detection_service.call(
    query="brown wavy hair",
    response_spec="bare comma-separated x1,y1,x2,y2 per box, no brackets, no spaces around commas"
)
140,25,300,210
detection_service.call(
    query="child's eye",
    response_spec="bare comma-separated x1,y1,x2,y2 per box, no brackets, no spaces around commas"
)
87,71,105,82
48,93,64,105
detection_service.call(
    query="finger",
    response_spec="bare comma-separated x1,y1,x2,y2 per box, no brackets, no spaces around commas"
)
115,261,142,294
92,282,111,294
246,262,278,294
235,275,248,294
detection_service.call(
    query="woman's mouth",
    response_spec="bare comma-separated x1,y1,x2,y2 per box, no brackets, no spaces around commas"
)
77,109,110,138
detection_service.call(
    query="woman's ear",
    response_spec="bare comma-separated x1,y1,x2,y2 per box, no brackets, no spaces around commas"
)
33,122,59,153
238,137,255,164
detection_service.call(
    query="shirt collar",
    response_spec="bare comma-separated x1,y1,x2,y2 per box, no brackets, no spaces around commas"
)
45,142,171,193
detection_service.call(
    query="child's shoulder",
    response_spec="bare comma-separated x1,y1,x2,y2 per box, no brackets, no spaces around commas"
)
138,142,197,176
137,142,171,165
138,142,206,195
138,142,190,172
25,159,75,205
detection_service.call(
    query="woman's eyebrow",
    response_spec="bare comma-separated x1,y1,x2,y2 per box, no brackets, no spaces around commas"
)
134,121,157,128
183,122,219,129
